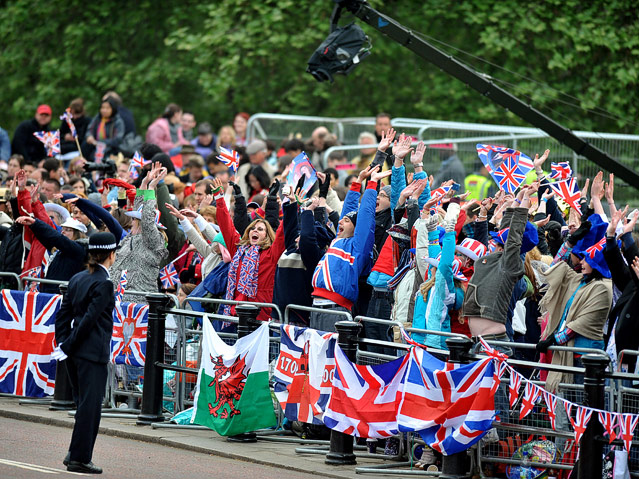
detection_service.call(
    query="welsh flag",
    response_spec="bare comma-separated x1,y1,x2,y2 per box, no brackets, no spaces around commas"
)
191,319,276,435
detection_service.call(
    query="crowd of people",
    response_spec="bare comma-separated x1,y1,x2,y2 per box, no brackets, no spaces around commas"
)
0,99,637,394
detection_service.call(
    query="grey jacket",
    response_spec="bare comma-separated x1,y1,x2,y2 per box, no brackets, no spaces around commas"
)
462,207,527,324
434,155,466,186
110,194,168,304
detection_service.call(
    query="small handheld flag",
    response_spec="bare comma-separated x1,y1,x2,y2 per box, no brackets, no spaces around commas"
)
548,178,581,214
33,131,60,157
115,270,128,302
59,108,77,138
476,144,534,194
159,263,179,289
217,147,240,173
550,161,572,181
95,142,106,163
130,151,144,170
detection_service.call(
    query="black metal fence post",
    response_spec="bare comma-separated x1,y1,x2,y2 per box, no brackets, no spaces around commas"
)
440,337,474,479
325,320,361,466
50,284,75,411
577,354,607,479
137,293,171,425
227,303,261,443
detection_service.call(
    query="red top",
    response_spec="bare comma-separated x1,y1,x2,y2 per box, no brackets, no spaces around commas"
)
18,190,57,273
216,196,285,321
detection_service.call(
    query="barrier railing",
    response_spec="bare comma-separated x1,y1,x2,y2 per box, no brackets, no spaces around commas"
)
0,272,22,290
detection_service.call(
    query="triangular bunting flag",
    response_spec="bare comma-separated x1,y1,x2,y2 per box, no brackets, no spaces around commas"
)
519,382,541,420
542,391,558,430
598,411,618,444
491,362,508,395
509,370,522,407
566,403,593,444
617,413,639,453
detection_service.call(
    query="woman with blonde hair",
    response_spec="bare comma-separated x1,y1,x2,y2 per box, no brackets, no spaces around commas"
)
213,177,285,321
216,125,236,151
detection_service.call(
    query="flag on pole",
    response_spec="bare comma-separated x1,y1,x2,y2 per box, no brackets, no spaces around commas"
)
159,263,179,289
0,290,62,397
397,347,496,455
548,178,581,214
33,131,60,157
287,152,317,196
110,302,148,366
115,270,128,302
549,161,572,180
130,151,145,170
217,147,240,173
476,144,534,194
95,142,106,163
323,343,409,438
59,108,76,138
192,319,276,435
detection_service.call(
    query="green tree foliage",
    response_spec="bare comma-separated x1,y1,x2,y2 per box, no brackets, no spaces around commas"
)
1,0,637,135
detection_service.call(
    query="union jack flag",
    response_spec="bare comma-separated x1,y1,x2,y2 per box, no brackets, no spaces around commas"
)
598,411,618,443
585,237,606,259
130,151,145,170
217,147,240,173
617,413,639,453
33,130,60,157
0,290,62,397
550,161,572,180
548,178,581,214
273,325,336,425
95,141,106,163
566,403,593,444
324,343,409,438
509,369,522,407
397,347,496,455
543,391,559,430
519,381,541,420
59,108,76,138
159,262,179,289
115,270,128,302
476,144,534,194
192,253,203,266
110,302,149,367
20,266,43,293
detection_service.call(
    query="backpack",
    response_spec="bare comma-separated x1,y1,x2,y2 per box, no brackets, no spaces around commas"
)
306,22,370,82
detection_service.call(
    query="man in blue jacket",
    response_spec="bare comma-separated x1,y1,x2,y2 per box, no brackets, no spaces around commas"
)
310,164,390,332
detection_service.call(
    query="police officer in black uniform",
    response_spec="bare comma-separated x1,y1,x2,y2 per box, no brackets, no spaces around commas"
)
52,232,118,474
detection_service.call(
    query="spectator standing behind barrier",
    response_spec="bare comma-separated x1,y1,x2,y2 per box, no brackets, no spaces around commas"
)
102,90,136,136
236,139,275,197
309,164,389,332
214,178,285,322
52,231,118,474
109,163,169,304
11,104,52,165
0,189,25,289
191,122,217,159
83,97,125,160
432,143,465,187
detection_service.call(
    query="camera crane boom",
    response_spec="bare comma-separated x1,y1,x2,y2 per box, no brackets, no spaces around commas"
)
329,0,639,190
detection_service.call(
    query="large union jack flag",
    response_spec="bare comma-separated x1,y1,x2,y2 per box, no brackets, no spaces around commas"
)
217,147,240,173
398,347,496,455
323,344,410,438
110,302,149,367
476,144,533,194
33,130,60,157
548,177,581,214
273,325,336,425
0,290,62,397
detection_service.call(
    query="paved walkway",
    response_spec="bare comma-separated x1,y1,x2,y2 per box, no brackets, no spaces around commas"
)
0,397,407,478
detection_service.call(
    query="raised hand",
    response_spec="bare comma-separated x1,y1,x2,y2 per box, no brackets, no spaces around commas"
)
631,256,639,279
535,215,551,228
15,216,35,226
623,209,639,235
605,173,614,204
411,142,426,165
180,208,198,219
357,165,377,183
580,178,590,200
533,149,550,170
165,202,186,221
542,189,555,201
377,128,396,152
607,205,627,236
392,133,413,160
15,169,27,190
371,169,392,183
590,171,605,200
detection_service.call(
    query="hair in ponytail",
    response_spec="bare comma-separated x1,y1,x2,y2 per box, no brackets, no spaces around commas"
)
87,250,112,274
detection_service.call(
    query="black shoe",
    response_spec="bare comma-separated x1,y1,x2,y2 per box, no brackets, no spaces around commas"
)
63,452,70,466
67,461,103,474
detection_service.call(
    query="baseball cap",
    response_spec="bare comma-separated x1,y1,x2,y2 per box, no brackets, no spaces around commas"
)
246,139,267,155
36,104,52,116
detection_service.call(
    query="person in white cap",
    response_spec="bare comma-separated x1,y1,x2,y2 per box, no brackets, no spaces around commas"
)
15,216,88,294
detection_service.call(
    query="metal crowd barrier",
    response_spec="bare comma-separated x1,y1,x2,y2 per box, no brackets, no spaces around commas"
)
0,272,22,290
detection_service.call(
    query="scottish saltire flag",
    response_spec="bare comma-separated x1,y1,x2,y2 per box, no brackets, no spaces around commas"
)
397,347,496,455
287,152,317,196
0,290,62,397
192,319,276,435
548,177,581,214
33,131,60,157
323,344,409,438
159,263,179,289
476,144,534,194
59,108,76,138
273,325,336,424
217,147,240,173
110,302,148,366
550,161,572,180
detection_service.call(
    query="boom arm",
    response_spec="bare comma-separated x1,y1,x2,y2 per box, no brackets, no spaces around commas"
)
334,0,639,190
